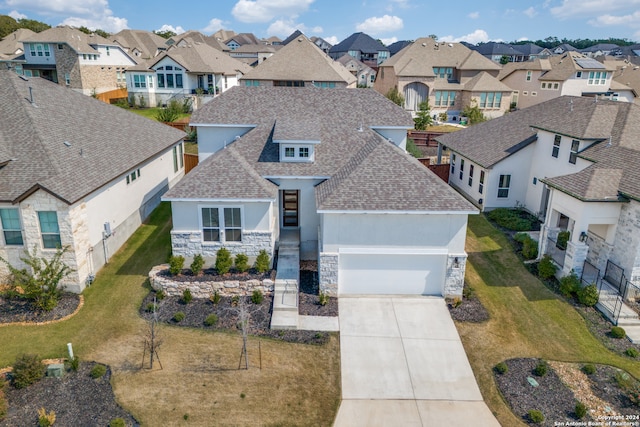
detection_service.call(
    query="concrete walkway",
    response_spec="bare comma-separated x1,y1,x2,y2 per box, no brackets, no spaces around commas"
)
334,296,499,427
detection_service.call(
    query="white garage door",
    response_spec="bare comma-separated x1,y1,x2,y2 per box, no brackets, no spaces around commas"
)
338,252,446,295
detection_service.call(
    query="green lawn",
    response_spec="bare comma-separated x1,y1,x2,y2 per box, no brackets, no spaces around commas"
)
459,214,640,425
128,107,190,122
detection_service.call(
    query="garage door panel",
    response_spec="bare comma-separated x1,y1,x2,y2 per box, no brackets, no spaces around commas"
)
339,253,445,295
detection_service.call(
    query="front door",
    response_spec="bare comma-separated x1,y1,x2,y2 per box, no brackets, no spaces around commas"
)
282,190,299,227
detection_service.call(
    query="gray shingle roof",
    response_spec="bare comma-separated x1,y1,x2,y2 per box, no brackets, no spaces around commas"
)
112,29,166,62
329,32,389,55
0,29,34,57
21,26,115,54
0,70,185,204
167,86,475,212
439,95,640,202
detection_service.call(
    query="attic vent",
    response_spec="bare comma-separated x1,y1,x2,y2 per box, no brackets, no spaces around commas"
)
298,37,303,42
63,141,71,147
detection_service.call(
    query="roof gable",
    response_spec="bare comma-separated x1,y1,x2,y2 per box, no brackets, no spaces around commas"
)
329,32,388,54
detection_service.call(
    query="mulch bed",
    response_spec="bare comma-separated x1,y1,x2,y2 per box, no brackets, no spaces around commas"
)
0,293,80,325
447,284,490,323
161,267,275,283
495,358,578,425
140,292,331,345
1,362,138,427
299,261,338,317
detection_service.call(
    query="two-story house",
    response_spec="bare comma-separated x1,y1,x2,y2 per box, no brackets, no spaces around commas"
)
328,32,389,68
0,28,33,71
111,29,167,63
499,52,622,109
20,26,136,95
375,37,512,118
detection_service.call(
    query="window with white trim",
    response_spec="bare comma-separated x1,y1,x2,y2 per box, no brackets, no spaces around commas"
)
280,144,314,162
479,92,502,108
0,208,23,245
526,70,532,81
30,43,50,57
468,164,474,187
459,159,464,180
588,71,607,85
497,174,511,198
450,154,456,174
479,170,485,194
569,140,579,164
435,91,456,106
433,67,453,79
201,207,242,242
126,168,140,184
133,74,146,88
552,135,561,158
37,211,61,249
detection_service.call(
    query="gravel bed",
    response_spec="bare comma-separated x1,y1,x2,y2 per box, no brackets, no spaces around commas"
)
447,284,490,323
588,364,640,416
0,293,80,324
494,358,585,425
299,261,338,317
1,362,137,427
140,292,331,345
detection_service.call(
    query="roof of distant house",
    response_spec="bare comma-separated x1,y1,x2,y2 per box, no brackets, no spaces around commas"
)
166,86,475,212
0,70,185,204
329,32,389,55
111,29,166,62
0,28,35,58
387,40,412,56
225,33,261,46
471,42,527,57
21,26,117,55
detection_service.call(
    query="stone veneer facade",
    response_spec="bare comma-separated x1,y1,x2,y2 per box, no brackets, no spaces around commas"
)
318,252,338,296
609,200,640,286
149,264,274,298
444,254,466,298
170,230,274,260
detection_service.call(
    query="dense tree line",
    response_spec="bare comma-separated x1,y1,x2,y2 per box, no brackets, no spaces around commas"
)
0,15,110,40
509,36,637,49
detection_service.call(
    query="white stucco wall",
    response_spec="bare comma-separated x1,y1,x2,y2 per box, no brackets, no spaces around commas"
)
195,125,255,161
371,126,410,151
170,200,273,232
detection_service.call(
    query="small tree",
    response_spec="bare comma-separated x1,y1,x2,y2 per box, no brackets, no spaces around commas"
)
215,248,233,275
0,246,72,311
578,284,599,307
12,354,45,389
142,296,163,369
537,255,557,280
462,102,487,125
413,100,433,130
235,253,249,273
168,255,184,276
255,250,271,273
559,272,580,297
190,254,204,276
385,87,405,107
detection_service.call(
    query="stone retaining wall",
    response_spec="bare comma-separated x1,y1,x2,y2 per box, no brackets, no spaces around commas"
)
148,264,274,298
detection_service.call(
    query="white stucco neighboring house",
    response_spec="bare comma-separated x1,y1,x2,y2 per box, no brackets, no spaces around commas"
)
438,95,640,303
0,71,186,292
163,86,477,297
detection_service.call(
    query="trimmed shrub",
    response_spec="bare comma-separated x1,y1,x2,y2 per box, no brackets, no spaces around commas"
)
625,348,639,358
173,311,185,322
533,360,548,377
575,402,587,419
319,292,329,306
494,362,508,374
514,232,528,243
231,295,239,307
581,364,596,375
110,419,126,427
611,326,626,339
90,363,107,379
578,284,599,307
215,248,233,275
37,408,56,427
190,254,205,276
557,230,570,250
487,208,532,231
169,255,185,276
559,272,580,297
251,289,263,305
182,289,193,304
204,314,218,326
67,356,80,372
155,290,165,300
235,253,249,273
12,354,45,389
210,291,221,305
255,249,271,273
522,236,539,260
537,255,557,280
528,409,544,424
145,303,157,313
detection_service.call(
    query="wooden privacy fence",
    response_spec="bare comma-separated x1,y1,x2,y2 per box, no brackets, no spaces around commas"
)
407,130,445,147
163,118,190,131
184,153,199,174
426,164,449,182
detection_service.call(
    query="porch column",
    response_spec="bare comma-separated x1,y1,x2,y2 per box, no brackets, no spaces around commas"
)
562,240,589,277
585,232,614,276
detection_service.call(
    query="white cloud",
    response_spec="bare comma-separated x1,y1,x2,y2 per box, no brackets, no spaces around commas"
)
4,0,128,32
523,7,537,18
380,37,398,46
517,36,529,42
385,0,409,12
355,15,403,34
8,10,27,19
311,26,323,33
202,18,225,34
156,24,185,35
588,11,640,26
440,29,492,44
467,11,479,19
550,0,640,19
267,19,305,37
325,35,339,45
232,0,315,23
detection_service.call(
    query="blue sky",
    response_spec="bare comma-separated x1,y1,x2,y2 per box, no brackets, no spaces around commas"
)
1,0,639,45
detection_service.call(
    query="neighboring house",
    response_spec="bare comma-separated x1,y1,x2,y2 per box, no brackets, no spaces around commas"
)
166,31,228,52
228,43,280,66
261,36,282,45
163,86,477,297
375,37,510,118
336,53,376,87
499,52,621,109
111,29,167,63
240,35,356,88
224,33,261,51
515,43,552,60
20,26,135,95
328,32,390,67
0,28,34,71
471,42,528,63
580,43,620,58
553,44,579,54
127,42,251,107
0,70,185,292
310,36,332,54
387,40,412,57
437,96,640,290
608,60,640,104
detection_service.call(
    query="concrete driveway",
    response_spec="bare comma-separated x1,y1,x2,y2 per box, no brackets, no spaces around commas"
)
333,296,500,426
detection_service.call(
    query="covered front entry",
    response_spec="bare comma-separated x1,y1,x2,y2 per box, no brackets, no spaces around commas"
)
338,251,446,295
281,190,299,227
